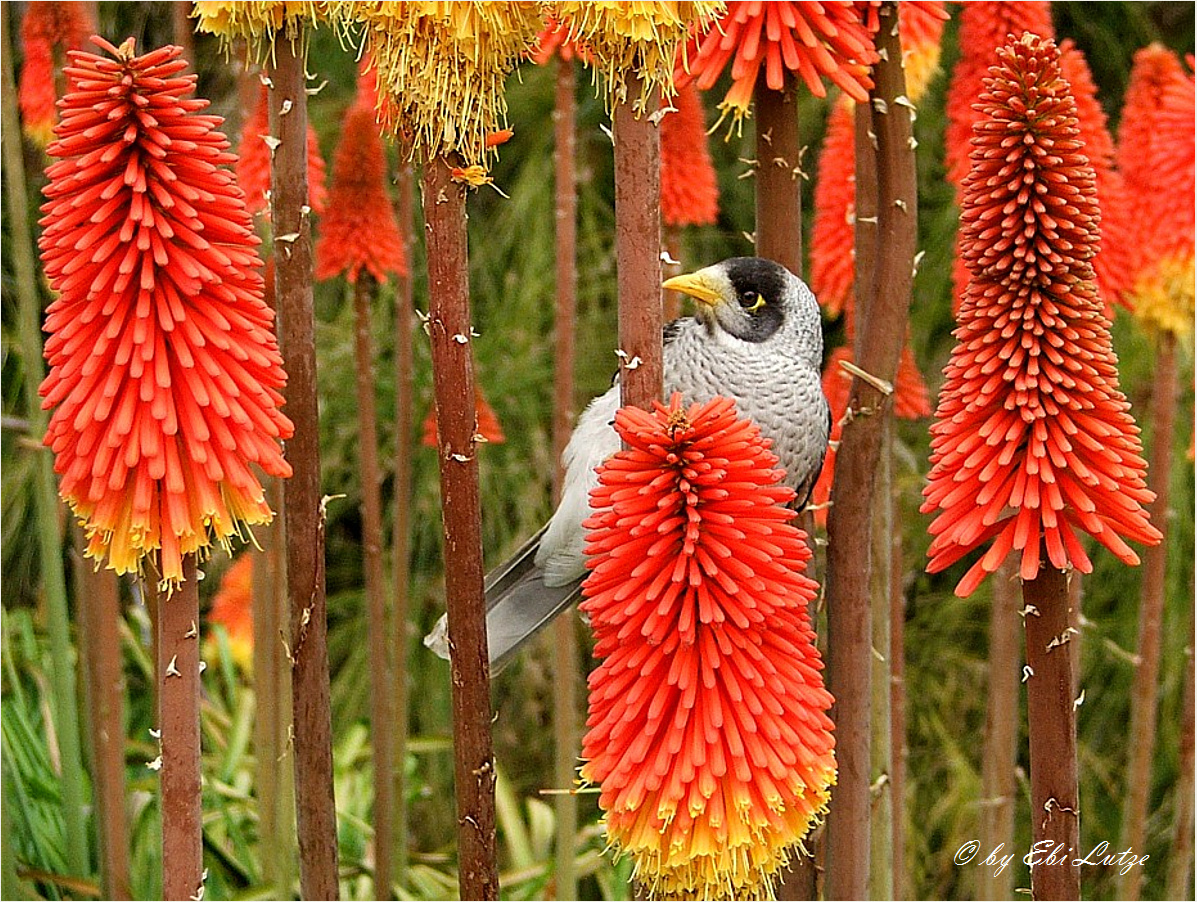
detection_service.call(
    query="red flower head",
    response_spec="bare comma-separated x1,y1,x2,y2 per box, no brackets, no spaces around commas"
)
579,394,836,900
18,2,88,146
660,83,719,228
922,33,1162,597
207,552,254,670
677,1,878,130
1117,45,1196,336
421,386,506,448
314,104,408,284
38,38,294,590
810,101,857,319
235,81,328,217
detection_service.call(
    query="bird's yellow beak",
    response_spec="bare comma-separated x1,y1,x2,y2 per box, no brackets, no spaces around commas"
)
662,271,727,308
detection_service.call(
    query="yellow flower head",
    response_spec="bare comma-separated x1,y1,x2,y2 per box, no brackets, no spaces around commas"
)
193,1,327,45
552,1,724,114
349,2,543,167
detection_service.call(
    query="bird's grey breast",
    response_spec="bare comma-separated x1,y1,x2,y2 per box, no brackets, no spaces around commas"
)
662,318,829,493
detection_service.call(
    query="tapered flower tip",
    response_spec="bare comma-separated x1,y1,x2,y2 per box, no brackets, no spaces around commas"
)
18,2,88,146
315,107,408,284
660,83,719,227
1117,45,1195,336
207,553,255,671
235,82,328,217
552,1,723,116
421,387,506,448
38,38,294,591
922,32,1161,597
352,2,543,168
677,1,877,131
580,394,835,901
944,1,1054,187
193,1,326,44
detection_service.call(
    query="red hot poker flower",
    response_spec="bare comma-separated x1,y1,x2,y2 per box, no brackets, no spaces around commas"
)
38,38,294,590
580,394,836,900
421,386,506,448
18,1,88,146
922,33,1161,598
660,83,718,228
1117,45,1196,336
207,553,255,670
314,106,408,284
677,1,877,129
235,81,328,217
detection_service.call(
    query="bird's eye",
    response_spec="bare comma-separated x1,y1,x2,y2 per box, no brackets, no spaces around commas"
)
740,290,766,313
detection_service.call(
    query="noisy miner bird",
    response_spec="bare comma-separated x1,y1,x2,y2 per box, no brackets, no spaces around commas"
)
425,257,830,671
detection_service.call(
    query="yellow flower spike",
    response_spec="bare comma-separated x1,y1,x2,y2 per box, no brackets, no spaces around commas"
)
552,1,724,114
348,2,543,168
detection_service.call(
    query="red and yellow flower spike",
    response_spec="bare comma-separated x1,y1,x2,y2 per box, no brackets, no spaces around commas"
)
314,102,407,284
1117,44,1195,338
350,2,544,167
660,83,718,228
921,33,1161,598
18,1,88,146
676,2,877,131
550,1,723,115
580,394,836,901
235,81,328,217
38,38,294,590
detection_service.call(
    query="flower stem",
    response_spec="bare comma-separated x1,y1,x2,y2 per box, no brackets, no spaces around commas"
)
613,77,663,412
1022,563,1080,901
551,53,579,902
1,6,90,880
392,163,416,885
75,553,131,900
1118,329,1179,901
269,35,340,901
753,73,803,273
353,273,396,899
979,556,1022,902
158,559,203,901
824,7,917,899
1165,602,1195,900
423,154,499,902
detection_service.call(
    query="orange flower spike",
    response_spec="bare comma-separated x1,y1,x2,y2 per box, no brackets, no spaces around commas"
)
18,2,88,146
314,106,407,284
678,2,878,130
894,1,949,102
235,82,328,217
38,38,294,591
922,33,1162,598
580,394,835,900
207,553,255,671
660,84,718,228
1117,45,1195,336
531,13,591,65
944,2,1054,187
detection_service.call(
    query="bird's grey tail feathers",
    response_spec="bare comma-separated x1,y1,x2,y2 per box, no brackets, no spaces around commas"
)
423,526,583,673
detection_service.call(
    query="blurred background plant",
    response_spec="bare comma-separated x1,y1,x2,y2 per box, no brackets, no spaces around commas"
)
1,2,1193,900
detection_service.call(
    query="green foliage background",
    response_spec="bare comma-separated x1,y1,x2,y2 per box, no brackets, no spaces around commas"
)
1,2,1194,900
